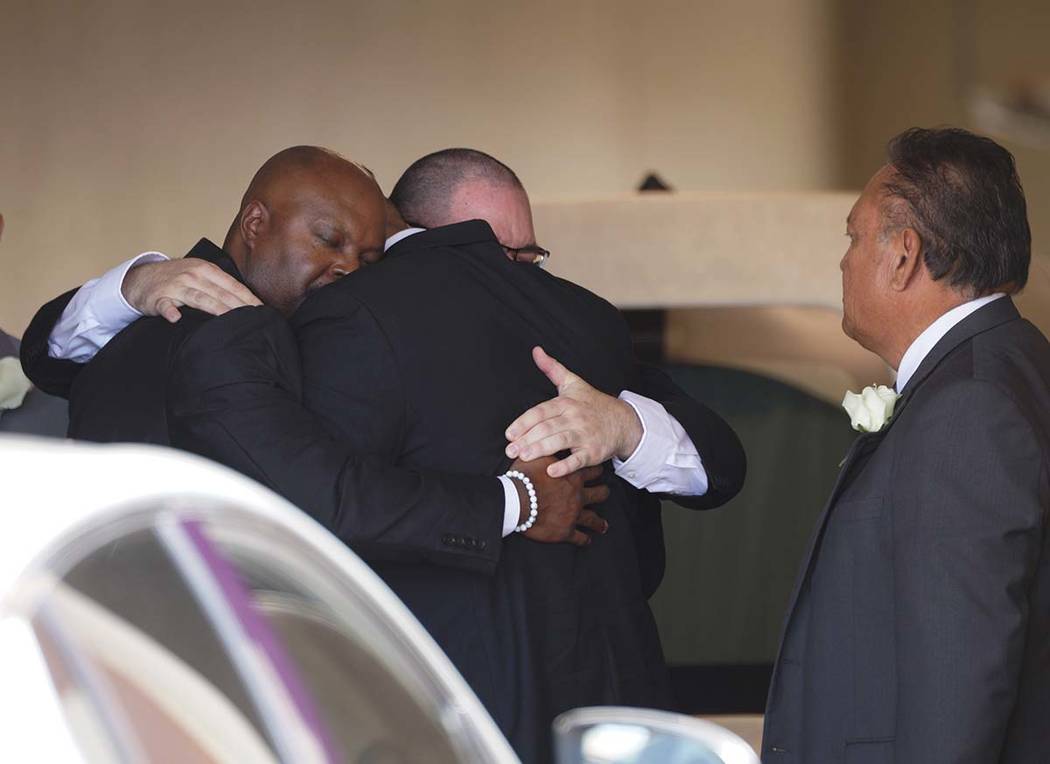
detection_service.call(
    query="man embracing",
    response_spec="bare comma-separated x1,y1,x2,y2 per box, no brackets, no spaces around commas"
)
764,127,1050,763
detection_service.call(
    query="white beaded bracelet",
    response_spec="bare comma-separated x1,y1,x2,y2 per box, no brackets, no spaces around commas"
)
505,470,539,533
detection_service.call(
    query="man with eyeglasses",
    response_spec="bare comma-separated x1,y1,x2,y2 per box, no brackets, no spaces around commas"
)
29,148,737,533
22,147,745,762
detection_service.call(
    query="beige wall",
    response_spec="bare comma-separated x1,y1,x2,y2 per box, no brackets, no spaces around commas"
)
834,0,1050,341
836,0,1050,251
0,0,840,332
4,1,1047,334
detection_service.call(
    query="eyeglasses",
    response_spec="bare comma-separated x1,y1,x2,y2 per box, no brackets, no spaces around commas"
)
501,243,551,265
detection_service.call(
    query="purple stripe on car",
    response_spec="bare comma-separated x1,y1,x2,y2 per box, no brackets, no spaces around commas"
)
182,518,340,762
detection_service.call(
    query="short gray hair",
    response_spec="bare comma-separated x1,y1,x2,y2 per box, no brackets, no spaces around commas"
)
390,148,523,228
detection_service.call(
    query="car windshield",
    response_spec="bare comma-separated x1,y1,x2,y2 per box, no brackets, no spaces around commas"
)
25,505,480,763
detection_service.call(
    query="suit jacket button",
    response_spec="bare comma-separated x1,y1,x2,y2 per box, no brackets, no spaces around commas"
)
477,540,487,551
441,534,454,546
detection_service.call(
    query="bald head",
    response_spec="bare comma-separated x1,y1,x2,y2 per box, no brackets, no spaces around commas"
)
226,145,386,315
237,146,361,210
390,148,538,255
390,148,523,228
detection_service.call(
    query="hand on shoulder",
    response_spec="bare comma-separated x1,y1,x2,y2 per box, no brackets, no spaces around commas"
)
124,259,260,323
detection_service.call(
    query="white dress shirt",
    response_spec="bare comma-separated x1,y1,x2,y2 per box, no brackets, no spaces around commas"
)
894,293,1006,393
384,227,426,249
48,251,168,363
48,230,709,536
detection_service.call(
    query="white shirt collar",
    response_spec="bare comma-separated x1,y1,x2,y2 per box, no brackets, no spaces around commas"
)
384,227,426,252
894,293,1006,392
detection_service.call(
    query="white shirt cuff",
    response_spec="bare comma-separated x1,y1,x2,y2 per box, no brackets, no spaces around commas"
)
48,252,169,363
498,475,520,537
612,390,709,496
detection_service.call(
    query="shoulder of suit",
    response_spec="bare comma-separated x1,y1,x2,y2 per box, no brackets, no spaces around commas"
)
904,377,1024,442
918,317,1039,390
905,352,1044,452
96,305,229,359
294,244,627,334
179,304,287,345
543,271,620,311
74,311,192,376
970,318,1050,384
291,270,381,326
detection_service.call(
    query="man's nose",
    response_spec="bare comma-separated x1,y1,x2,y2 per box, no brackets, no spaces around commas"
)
329,254,360,280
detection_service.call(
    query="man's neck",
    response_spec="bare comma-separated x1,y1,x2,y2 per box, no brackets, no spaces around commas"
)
891,291,1005,391
384,197,409,240
884,292,973,370
222,232,248,273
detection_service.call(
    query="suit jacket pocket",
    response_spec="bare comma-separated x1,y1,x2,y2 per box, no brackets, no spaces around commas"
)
845,738,894,764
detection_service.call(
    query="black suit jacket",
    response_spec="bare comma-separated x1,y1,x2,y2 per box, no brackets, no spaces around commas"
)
20,236,743,588
763,297,1050,764
27,239,241,443
19,238,513,574
20,296,81,399
290,222,743,760
166,221,745,762
20,240,250,434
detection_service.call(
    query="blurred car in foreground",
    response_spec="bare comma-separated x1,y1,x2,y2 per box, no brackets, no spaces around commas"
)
0,435,758,764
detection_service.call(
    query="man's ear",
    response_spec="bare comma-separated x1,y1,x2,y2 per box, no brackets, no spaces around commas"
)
385,197,407,234
889,227,923,291
239,200,269,250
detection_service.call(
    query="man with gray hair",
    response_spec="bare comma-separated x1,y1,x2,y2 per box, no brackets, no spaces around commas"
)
22,148,745,761
389,149,550,264
168,148,741,761
20,146,605,568
764,127,1049,763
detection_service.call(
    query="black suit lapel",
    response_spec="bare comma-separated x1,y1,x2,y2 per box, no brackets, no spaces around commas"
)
768,427,887,705
777,428,887,627
185,238,246,284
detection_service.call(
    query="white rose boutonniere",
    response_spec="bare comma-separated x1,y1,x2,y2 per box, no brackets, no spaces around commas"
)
842,384,899,433
0,356,33,412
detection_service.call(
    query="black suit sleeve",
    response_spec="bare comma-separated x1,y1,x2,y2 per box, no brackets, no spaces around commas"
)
631,362,746,509
20,288,82,397
167,305,506,575
892,380,1045,762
